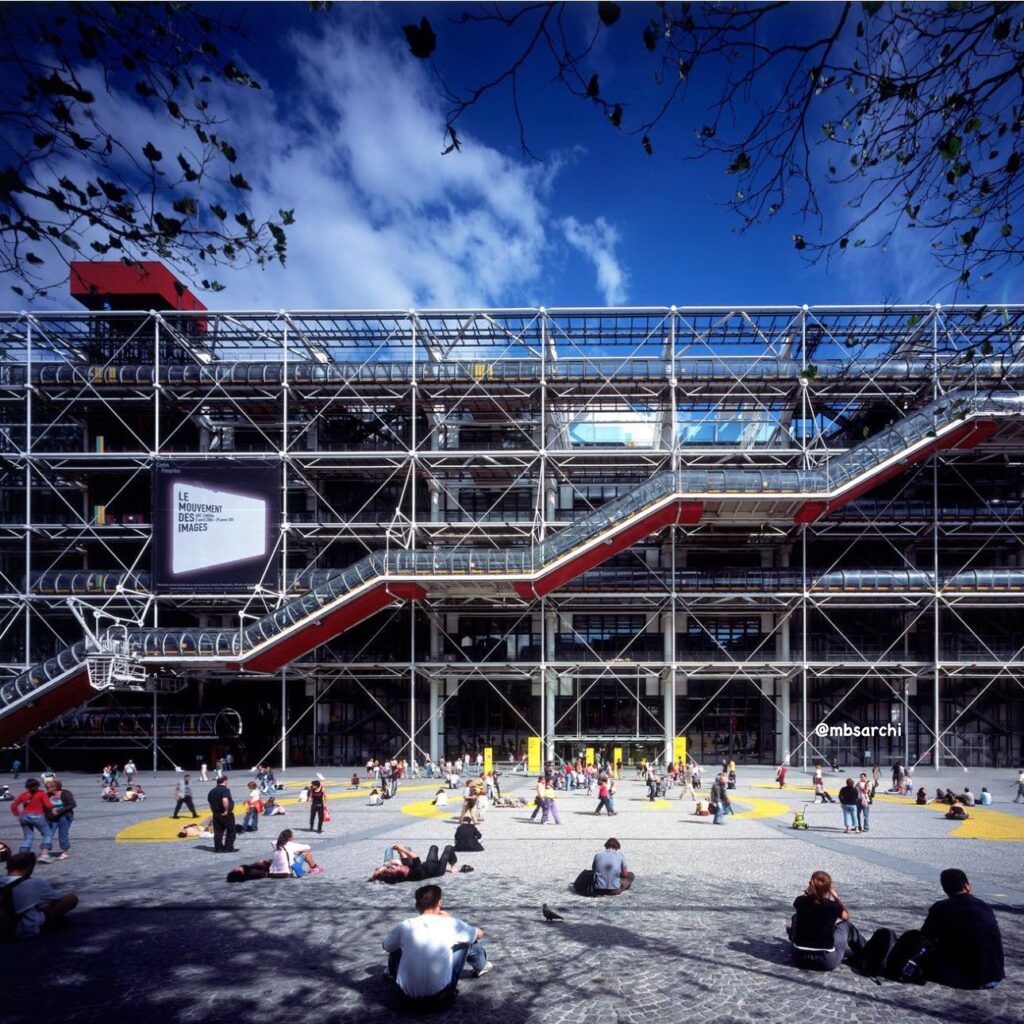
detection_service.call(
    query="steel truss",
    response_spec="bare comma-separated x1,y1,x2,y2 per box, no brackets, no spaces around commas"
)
0,305,1022,767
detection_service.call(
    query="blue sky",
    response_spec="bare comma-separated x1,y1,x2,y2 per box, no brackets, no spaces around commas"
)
7,2,1019,311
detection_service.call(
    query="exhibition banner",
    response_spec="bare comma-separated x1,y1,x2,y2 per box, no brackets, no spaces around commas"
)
153,461,279,591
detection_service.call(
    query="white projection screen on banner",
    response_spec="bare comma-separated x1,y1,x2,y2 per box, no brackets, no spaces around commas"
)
153,461,279,592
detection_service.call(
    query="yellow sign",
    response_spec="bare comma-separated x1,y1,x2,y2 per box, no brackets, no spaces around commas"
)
527,736,541,774
612,747,623,777
483,747,492,774
585,747,595,767
673,736,687,766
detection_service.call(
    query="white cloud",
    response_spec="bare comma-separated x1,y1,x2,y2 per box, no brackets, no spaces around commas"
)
2,22,628,313
559,215,629,306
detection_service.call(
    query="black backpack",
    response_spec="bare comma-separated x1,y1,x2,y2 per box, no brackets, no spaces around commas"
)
0,877,28,942
858,927,897,977
883,929,931,984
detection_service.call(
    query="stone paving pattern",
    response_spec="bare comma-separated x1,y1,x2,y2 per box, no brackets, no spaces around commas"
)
0,763,1020,1023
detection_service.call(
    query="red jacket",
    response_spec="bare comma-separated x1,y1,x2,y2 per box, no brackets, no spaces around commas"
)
12,788,53,816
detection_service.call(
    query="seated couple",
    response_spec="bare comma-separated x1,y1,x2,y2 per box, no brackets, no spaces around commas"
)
573,838,634,897
788,868,1004,989
370,842,461,884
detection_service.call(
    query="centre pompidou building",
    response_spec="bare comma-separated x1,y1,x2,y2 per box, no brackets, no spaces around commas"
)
0,262,1021,770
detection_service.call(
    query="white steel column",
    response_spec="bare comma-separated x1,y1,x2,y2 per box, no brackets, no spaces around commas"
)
544,605,556,761
280,668,287,772
429,676,441,761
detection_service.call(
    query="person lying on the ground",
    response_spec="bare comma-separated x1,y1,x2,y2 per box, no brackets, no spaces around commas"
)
177,817,214,839
263,795,286,816
269,829,323,877
788,870,865,971
226,859,272,882
453,816,483,852
489,795,526,808
370,842,458,884
2,851,78,936
591,837,634,895
920,868,1004,989
381,883,491,1010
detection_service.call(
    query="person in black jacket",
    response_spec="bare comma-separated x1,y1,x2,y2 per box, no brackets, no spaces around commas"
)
920,869,1004,989
838,778,859,833
788,870,864,971
453,816,483,852
40,778,76,862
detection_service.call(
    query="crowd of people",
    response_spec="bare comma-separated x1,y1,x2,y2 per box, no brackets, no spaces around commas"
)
1,754,1015,1015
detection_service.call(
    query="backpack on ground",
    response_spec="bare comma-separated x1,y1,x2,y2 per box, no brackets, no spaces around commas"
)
883,929,931,984
858,927,897,977
573,869,595,897
0,877,28,942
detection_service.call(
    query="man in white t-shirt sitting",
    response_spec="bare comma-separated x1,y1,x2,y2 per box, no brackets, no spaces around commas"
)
381,883,492,1009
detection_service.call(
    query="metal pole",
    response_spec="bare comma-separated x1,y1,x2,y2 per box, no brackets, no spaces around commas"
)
24,316,32,675
152,688,158,774
280,667,287,772
932,312,941,770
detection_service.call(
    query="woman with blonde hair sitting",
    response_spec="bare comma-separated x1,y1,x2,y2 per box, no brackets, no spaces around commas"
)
788,871,865,971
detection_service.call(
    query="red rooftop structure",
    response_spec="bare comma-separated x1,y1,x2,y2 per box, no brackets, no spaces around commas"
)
70,260,206,312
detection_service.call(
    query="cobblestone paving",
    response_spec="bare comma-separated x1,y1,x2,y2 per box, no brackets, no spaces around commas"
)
1,764,1020,1023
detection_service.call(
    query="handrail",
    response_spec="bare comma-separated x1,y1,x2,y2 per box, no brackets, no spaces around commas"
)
2,389,1018,712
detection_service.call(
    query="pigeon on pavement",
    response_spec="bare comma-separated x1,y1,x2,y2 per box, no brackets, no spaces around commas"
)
542,904,564,923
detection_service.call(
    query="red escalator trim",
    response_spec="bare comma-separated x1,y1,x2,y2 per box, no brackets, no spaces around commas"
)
240,581,427,673
793,419,1000,524
0,669,94,747
515,499,704,599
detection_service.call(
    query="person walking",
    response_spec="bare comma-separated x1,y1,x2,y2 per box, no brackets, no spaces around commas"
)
710,772,731,825
172,774,199,818
539,781,561,825
11,757,21,779
529,776,545,821
123,759,137,789
40,778,76,861
10,778,54,855
243,780,262,832
776,762,788,789
207,775,236,853
307,779,326,833
1014,768,1024,803
199,761,209,783
593,777,615,816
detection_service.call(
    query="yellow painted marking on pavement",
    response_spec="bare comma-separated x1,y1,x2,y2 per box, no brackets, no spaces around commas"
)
638,800,672,810
752,783,1024,841
731,796,791,819
401,798,458,820
116,783,441,842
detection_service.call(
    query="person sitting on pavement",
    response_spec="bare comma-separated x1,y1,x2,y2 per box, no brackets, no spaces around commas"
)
368,788,384,806
431,788,448,808
370,842,458,884
960,787,976,807
381,883,492,1010
453,816,483,852
979,787,993,806
916,787,928,805
813,778,837,804
919,868,1004,989
788,870,864,971
268,829,323,877
592,837,634,895
945,798,969,820
2,851,78,937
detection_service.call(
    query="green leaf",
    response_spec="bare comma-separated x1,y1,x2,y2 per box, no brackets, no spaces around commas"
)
153,212,183,236
279,208,295,225
177,153,199,182
642,23,657,50
228,173,251,190
172,197,198,216
641,135,653,156
936,133,962,161
727,151,751,174
402,17,436,59
609,103,623,128
25,252,44,265
598,2,621,26
586,74,600,98
142,141,163,162
1001,223,1012,238
210,203,227,220
959,225,979,246
793,234,807,250
97,178,126,202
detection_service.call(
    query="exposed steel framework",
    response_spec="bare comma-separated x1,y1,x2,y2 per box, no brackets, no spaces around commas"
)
1,304,1022,768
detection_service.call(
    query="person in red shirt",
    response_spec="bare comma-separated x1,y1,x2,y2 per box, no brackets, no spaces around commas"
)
11,778,54,858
